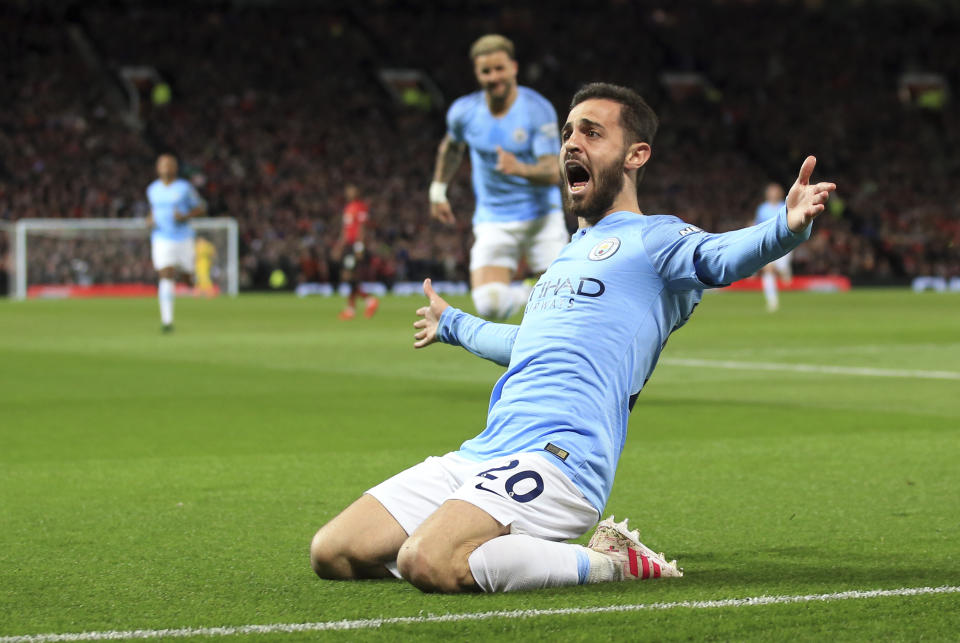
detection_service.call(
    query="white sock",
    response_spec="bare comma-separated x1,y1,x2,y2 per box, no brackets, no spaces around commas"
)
762,272,778,310
471,282,515,320
467,534,589,592
158,278,175,325
509,281,533,313
584,548,618,582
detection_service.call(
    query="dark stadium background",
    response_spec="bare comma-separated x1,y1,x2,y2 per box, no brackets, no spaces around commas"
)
1,0,957,294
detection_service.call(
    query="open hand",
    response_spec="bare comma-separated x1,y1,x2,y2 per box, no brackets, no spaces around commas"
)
786,156,837,233
413,278,450,348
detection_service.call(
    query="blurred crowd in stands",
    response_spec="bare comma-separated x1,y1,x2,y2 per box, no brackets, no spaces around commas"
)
1,1,957,293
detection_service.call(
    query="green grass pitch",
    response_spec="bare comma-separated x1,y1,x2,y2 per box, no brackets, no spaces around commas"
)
1,290,958,641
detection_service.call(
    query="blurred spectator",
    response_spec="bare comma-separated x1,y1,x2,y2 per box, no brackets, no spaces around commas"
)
1,2,956,293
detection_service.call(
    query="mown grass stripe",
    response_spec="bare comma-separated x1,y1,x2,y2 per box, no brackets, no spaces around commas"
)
663,358,960,380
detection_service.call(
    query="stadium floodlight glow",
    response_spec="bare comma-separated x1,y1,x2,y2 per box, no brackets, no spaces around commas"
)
10,217,239,300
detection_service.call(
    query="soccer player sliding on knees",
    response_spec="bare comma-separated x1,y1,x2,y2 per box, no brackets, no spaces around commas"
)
310,83,835,593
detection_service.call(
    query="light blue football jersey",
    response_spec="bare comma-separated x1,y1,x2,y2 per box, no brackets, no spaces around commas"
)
147,178,202,242
446,86,562,223
755,200,785,225
439,207,807,512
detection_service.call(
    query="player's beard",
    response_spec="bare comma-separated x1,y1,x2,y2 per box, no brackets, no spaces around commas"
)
562,157,624,226
486,79,514,107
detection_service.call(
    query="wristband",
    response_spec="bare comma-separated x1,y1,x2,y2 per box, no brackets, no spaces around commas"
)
429,181,448,204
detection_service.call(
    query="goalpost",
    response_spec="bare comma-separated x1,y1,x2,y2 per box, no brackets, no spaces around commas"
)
0,220,12,297
10,217,239,300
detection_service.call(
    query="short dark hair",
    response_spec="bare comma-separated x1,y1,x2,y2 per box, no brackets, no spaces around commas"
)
570,83,659,183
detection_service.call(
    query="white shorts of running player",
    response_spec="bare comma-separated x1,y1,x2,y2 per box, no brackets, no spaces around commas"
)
152,238,195,273
470,210,568,273
367,451,599,545
770,250,793,276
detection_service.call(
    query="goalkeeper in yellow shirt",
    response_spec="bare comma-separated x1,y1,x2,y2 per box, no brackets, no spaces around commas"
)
194,236,217,297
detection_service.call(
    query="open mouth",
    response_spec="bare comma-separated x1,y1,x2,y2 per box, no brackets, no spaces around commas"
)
565,160,591,193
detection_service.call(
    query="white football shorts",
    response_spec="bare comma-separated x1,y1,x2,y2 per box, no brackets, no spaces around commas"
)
152,238,195,272
772,251,793,276
366,451,600,542
470,210,569,273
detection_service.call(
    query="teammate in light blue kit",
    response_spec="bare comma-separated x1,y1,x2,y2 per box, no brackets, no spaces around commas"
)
311,83,836,594
429,35,567,320
145,154,206,332
755,182,790,311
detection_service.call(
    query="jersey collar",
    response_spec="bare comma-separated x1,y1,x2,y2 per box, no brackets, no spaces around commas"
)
576,211,640,237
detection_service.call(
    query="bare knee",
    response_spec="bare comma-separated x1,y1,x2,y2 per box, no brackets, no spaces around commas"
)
310,528,354,580
396,536,473,594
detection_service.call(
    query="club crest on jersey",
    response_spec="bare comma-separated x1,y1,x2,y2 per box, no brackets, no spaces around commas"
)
512,128,528,144
588,237,621,261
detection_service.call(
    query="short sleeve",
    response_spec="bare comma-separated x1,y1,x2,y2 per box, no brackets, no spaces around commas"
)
446,98,467,143
639,216,709,292
530,97,560,157
186,184,204,210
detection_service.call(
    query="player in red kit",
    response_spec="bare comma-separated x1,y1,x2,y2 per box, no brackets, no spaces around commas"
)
337,183,379,320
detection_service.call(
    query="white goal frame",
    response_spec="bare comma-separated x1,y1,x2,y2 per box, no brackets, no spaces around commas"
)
10,217,239,300
0,220,12,297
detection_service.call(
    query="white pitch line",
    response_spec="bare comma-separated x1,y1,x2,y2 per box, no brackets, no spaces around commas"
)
662,358,960,381
2,585,958,643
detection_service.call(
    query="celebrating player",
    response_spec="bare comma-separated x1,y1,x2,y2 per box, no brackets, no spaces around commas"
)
145,154,206,332
755,182,790,311
311,83,836,593
336,183,379,320
429,34,567,320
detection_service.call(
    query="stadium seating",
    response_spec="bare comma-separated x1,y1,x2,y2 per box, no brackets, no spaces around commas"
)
1,2,956,292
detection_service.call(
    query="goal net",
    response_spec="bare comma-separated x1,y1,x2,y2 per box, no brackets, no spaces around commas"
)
10,218,238,299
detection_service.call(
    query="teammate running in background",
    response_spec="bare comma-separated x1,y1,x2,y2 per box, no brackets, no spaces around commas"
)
311,83,836,593
337,183,378,320
429,34,566,320
755,182,790,311
145,154,206,332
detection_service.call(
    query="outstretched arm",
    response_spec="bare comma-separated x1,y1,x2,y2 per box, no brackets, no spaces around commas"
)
414,279,518,366
694,156,836,287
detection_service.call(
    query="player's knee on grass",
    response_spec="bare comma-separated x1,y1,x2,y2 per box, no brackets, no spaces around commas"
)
396,535,474,594
472,282,515,320
309,529,346,579
309,527,373,580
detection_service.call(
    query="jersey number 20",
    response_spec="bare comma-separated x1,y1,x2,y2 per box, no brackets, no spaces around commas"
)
474,460,544,503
